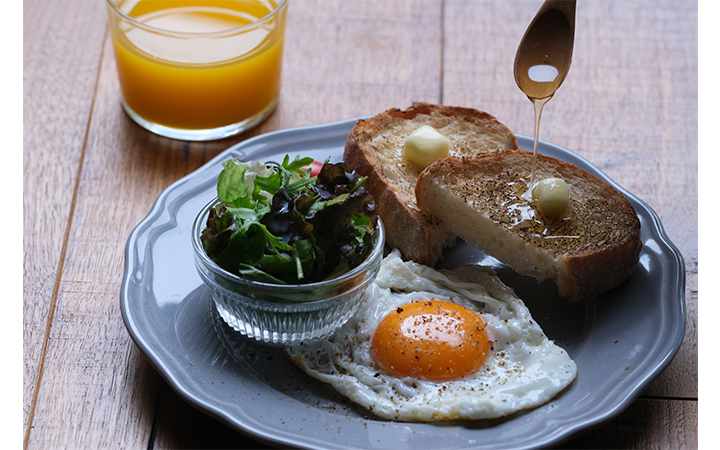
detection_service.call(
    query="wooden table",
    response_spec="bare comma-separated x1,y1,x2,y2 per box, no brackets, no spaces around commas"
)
23,0,698,448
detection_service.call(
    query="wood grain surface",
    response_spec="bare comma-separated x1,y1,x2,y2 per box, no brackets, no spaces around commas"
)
23,0,698,448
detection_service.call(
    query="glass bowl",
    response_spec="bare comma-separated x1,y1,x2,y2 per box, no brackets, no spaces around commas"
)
191,198,385,343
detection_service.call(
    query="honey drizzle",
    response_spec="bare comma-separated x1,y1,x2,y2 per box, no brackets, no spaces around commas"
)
530,96,551,189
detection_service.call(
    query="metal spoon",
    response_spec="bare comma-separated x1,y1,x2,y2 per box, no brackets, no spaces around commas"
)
514,0,576,189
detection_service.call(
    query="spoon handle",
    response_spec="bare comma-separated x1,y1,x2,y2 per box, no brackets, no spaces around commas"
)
534,0,576,25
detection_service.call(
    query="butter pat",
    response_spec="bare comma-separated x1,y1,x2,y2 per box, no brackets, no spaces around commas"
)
533,177,570,218
402,125,450,168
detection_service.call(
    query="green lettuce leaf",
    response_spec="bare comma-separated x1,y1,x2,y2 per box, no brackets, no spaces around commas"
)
201,155,377,286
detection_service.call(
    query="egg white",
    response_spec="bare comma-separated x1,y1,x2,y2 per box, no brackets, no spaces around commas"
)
285,250,577,422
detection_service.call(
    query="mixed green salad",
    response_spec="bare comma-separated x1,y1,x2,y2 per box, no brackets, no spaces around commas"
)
200,155,378,284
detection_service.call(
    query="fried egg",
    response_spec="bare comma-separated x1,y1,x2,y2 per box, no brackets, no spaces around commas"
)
285,250,577,422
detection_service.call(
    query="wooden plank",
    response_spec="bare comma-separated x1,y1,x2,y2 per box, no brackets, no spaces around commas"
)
24,29,232,450
22,10,215,450
263,0,443,129
22,0,109,439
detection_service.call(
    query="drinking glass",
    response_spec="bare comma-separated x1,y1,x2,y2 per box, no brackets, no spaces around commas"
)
105,0,288,141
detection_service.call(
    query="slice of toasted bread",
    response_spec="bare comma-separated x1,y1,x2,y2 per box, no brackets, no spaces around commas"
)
415,150,642,301
343,103,518,266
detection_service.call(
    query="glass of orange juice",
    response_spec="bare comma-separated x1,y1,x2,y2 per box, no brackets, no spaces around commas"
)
105,0,288,141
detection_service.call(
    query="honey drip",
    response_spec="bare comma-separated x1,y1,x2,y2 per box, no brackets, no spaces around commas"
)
514,0,576,191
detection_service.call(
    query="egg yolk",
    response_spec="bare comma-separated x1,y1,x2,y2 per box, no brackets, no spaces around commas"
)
370,299,490,382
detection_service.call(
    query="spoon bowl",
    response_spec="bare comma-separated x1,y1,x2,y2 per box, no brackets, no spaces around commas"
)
514,0,576,102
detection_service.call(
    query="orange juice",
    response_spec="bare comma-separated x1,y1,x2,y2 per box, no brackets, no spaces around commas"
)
107,0,287,135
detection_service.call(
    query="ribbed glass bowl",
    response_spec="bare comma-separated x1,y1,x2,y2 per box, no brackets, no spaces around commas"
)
192,198,384,343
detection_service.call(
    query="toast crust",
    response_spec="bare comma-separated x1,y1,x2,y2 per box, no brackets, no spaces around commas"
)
344,103,518,266
415,150,642,301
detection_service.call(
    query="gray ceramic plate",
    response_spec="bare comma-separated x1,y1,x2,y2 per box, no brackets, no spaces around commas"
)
120,118,686,449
